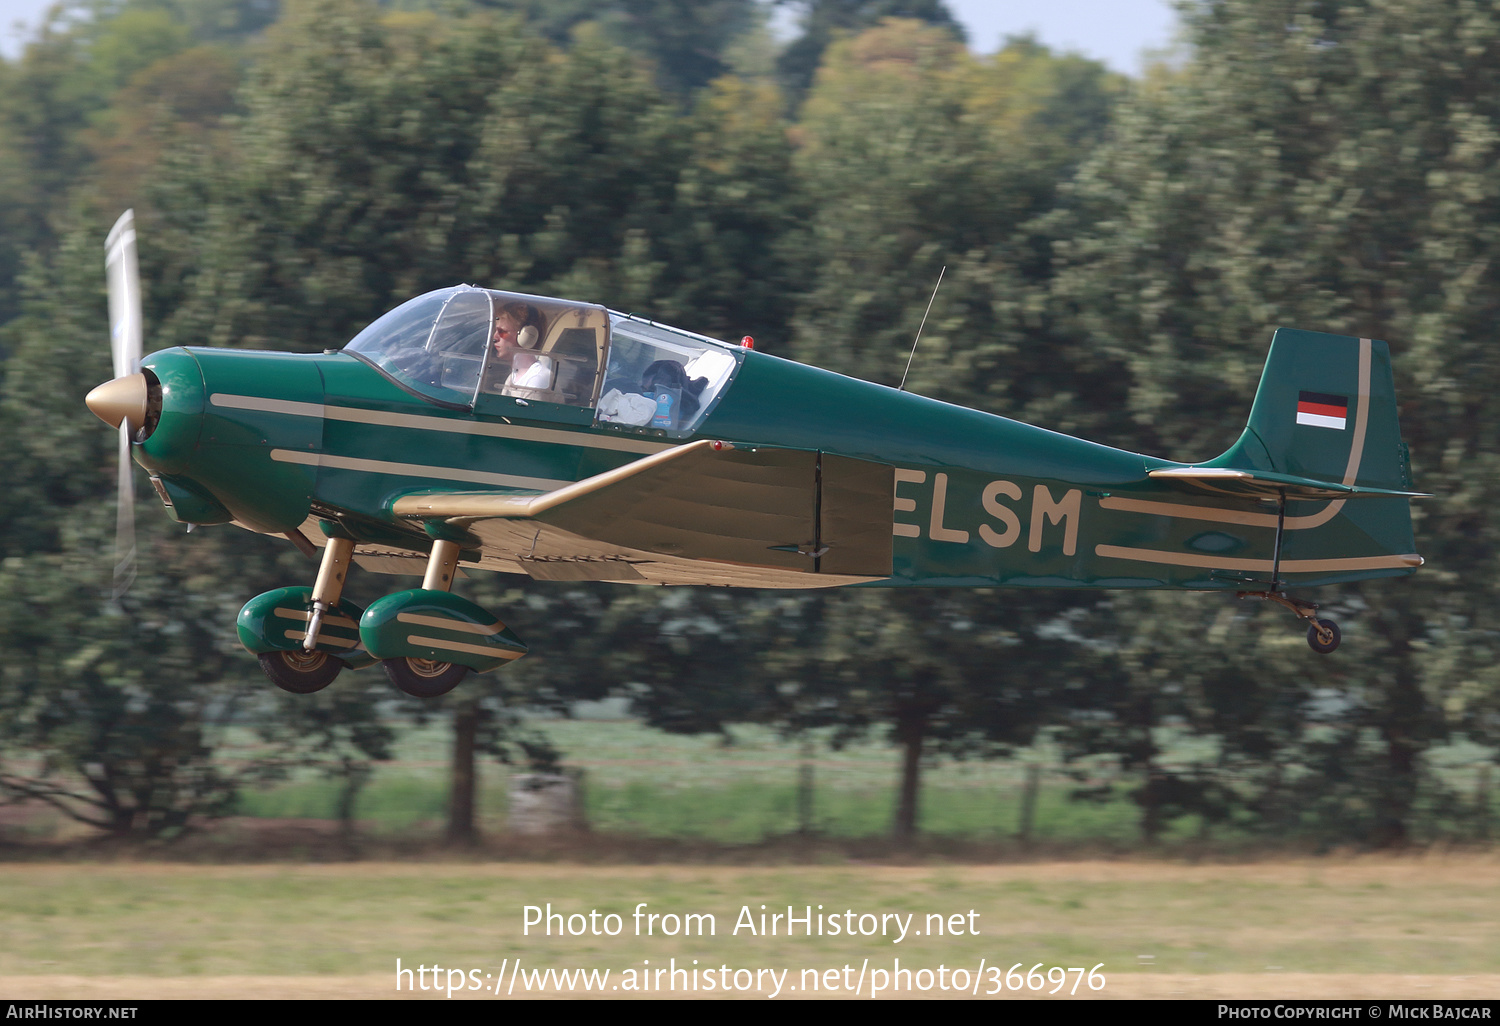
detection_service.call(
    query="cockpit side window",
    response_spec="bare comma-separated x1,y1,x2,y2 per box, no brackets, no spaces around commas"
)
596,316,741,435
344,287,493,404
344,286,610,411
426,290,493,393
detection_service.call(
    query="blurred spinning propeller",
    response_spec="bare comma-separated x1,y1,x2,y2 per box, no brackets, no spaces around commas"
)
103,209,142,598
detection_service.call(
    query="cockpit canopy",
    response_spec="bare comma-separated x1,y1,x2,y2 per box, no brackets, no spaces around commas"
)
344,286,741,435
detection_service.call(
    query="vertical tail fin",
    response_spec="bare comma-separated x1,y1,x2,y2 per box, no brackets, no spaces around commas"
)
1215,328,1411,492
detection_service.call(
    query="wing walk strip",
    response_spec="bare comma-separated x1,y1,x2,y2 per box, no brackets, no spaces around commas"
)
210,393,671,454
1098,339,1391,571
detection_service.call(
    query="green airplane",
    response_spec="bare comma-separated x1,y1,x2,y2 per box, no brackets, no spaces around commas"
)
85,212,1426,698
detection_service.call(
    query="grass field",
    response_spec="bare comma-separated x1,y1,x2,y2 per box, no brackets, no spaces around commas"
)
9,716,1491,849
223,720,1114,841
222,718,1208,844
6,719,1498,999
217,717,1495,848
1,859,1498,998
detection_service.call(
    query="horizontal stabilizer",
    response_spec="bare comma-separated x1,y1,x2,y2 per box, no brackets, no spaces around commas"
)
1148,466,1430,502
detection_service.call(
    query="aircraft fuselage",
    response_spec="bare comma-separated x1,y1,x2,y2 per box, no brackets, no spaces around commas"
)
134,342,1417,592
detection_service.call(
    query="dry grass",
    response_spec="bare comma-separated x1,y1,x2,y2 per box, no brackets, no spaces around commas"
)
1,857,1497,999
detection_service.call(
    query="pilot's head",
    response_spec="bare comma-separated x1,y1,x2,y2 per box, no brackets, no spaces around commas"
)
493,303,541,356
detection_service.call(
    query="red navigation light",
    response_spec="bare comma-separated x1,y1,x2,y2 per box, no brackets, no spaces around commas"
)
741,336,755,349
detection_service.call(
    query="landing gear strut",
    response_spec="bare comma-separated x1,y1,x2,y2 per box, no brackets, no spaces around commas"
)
304,536,353,652
1237,489,1341,654
251,535,358,692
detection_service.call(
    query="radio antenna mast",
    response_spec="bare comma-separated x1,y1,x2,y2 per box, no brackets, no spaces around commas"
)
899,265,946,392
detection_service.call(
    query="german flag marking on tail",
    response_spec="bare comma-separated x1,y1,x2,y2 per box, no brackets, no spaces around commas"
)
1296,391,1348,430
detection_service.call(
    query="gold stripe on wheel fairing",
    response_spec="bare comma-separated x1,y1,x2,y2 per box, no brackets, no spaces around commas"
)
404,635,524,659
283,629,361,649
274,607,359,630
396,612,506,636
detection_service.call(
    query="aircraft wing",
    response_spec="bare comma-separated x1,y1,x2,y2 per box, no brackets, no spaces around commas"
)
1148,467,1431,501
390,440,894,587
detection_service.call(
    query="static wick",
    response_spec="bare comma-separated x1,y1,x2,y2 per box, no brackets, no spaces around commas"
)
899,265,946,392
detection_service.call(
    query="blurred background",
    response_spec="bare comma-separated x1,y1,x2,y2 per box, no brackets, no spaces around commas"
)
0,0,1497,866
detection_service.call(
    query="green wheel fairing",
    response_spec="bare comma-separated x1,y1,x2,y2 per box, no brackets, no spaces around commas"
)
237,587,372,668
358,589,526,672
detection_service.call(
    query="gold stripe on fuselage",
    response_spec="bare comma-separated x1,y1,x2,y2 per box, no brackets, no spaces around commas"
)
269,449,570,492
1094,545,1421,574
209,393,671,455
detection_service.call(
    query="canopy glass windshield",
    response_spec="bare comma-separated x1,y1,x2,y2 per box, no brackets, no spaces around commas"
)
597,315,741,434
345,286,610,408
345,288,741,427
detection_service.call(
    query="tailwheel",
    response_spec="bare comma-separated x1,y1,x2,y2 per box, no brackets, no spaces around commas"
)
259,649,342,694
1237,590,1342,655
1306,618,1341,655
383,657,468,698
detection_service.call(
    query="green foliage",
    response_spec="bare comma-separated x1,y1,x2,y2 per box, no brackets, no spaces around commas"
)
2,0,1499,852
1051,0,1500,844
0,0,258,323
0,229,256,834
461,0,762,95
149,0,799,350
775,0,967,99
791,23,1127,431
0,216,393,836
769,24,1128,838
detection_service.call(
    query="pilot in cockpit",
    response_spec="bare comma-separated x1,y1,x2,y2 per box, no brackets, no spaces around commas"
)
488,302,554,395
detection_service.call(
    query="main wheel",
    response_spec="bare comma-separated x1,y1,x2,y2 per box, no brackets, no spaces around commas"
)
383,657,468,698
258,649,342,694
1307,618,1341,654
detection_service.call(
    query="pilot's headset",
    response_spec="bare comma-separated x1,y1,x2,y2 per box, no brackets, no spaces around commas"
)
498,302,543,349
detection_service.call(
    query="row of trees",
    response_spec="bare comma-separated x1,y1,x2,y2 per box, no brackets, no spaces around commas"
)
2,0,1497,848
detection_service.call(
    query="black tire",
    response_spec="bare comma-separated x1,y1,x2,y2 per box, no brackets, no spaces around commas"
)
259,649,342,694
383,657,468,698
1307,618,1341,654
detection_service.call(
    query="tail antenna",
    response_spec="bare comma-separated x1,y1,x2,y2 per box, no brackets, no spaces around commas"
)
898,265,946,392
